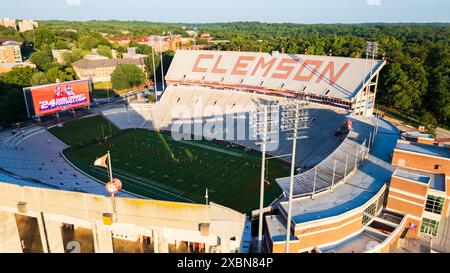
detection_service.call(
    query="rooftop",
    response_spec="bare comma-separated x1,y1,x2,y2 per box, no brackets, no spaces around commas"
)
72,57,145,69
393,168,430,184
395,140,450,158
401,131,433,139
265,215,297,242
0,37,22,45
393,167,446,192
320,228,387,253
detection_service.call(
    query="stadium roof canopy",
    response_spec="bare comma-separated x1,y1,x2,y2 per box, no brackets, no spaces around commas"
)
166,50,385,101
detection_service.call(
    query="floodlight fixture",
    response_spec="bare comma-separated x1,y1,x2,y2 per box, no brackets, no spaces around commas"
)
249,102,279,253
280,97,310,253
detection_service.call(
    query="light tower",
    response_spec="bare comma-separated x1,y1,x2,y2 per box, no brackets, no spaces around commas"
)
363,41,379,116
159,36,165,92
250,102,279,253
150,36,158,100
193,27,198,50
280,98,309,253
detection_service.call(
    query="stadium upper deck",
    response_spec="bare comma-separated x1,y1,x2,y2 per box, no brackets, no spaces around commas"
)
166,50,385,116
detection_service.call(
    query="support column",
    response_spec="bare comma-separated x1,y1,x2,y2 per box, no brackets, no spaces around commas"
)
153,230,159,253
36,213,49,253
153,229,168,253
220,236,230,253
43,217,64,253
92,222,113,253
0,211,22,253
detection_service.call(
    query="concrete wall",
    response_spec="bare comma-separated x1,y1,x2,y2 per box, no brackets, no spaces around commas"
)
392,149,450,175
268,185,387,253
0,182,246,253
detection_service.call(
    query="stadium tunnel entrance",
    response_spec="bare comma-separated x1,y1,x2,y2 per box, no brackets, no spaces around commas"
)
111,233,154,253
61,223,95,253
15,214,44,253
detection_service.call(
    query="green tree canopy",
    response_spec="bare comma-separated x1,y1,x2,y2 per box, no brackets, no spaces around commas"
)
111,64,145,90
61,48,83,65
30,72,49,86
96,45,112,58
0,66,37,87
78,32,111,50
30,49,55,71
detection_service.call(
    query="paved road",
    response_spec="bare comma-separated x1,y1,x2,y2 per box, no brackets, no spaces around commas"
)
380,113,450,141
436,127,450,139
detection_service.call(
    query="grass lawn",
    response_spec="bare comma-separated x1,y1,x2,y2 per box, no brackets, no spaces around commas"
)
49,115,120,146
92,81,146,99
92,81,117,99
51,116,288,213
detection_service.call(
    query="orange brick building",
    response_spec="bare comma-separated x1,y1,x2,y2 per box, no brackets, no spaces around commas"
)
386,139,450,239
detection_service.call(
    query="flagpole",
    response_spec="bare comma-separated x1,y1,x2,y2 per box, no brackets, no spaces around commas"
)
107,151,113,181
107,151,117,222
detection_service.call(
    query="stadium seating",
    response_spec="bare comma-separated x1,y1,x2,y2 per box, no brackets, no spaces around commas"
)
101,103,156,130
0,125,132,197
0,169,57,189
276,116,374,197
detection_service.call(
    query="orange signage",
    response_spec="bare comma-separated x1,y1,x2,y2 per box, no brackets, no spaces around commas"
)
30,80,91,116
191,54,350,85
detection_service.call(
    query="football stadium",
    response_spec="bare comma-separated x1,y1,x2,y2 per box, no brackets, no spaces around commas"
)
1,49,449,254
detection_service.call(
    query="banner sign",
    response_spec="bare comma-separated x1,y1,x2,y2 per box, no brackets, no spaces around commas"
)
29,80,91,116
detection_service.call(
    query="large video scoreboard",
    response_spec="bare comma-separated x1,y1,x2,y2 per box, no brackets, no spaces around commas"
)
23,79,92,118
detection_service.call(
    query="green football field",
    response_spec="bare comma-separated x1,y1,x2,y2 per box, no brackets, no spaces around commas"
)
50,115,289,213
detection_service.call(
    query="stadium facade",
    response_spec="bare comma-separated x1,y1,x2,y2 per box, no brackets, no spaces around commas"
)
1,49,448,253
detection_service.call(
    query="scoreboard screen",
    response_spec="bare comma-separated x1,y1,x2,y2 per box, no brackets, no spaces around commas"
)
24,80,92,117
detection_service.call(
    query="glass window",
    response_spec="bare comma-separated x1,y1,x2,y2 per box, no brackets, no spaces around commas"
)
425,195,445,215
362,202,377,225
420,218,440,236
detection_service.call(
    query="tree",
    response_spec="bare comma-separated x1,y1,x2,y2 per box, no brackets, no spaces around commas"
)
0,66,37,87
34,28,55,49
0,67,38,127
78,32,111,50
61,48,83,65
111,64,145,90
97,45,112,58
0,86,27,127
143,47,161,82
130,43,161,82
382,63,416,114
30,72,49,86
30,49,55,71
45,66,76,83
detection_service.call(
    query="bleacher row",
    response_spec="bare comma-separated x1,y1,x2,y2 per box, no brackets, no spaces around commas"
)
276,116,374,197
101,103,156,130
0,169,57,189
0,125,131,197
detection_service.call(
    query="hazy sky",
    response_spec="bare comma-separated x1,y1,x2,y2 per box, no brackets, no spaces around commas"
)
1,0,449,23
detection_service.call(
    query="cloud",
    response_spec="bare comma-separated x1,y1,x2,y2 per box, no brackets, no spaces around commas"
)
366,0,381,6
66,0,81,6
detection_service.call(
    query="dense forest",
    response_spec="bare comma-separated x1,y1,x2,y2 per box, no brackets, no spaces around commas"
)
0,21,448,130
